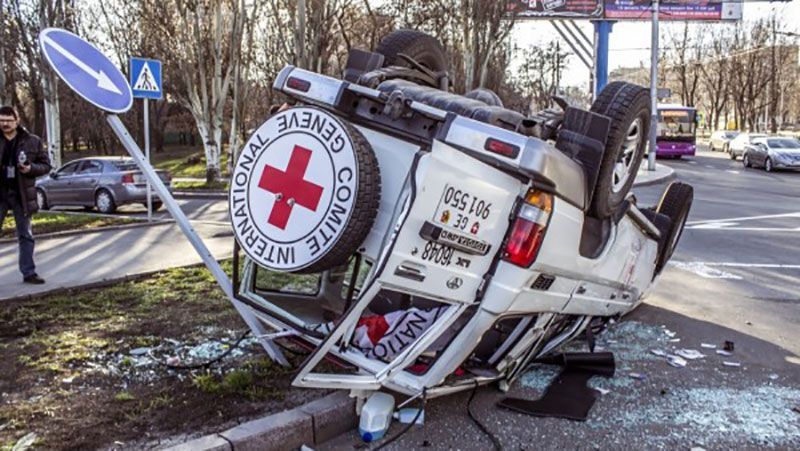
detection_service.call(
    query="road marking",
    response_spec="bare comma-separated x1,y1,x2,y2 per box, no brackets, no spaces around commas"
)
670,261,742,279
687,212,800,226
726,170,741,174
690,262,800,269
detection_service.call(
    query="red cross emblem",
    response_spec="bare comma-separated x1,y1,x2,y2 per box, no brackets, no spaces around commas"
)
258,145,324,230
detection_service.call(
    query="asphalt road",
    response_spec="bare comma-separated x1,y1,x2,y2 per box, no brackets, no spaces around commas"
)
47,197,230,226
321,147,800,450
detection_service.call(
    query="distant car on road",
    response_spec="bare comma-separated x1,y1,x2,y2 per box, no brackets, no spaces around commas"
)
36,157,172,214
709,130,739,153
728,133,767,160
742,137,800,172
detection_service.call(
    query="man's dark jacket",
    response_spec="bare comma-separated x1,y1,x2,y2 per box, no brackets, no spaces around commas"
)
1,127,52,215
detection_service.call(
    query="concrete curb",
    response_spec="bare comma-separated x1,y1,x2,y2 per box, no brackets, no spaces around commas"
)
0,267,170,302
163,391,356,451
632,165,676,188
173,190,226,200
0,219,173,245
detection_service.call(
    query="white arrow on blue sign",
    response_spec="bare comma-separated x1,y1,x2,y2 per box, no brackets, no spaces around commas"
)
39,28,133,114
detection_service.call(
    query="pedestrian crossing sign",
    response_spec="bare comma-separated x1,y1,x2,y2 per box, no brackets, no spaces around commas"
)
130,57,162,99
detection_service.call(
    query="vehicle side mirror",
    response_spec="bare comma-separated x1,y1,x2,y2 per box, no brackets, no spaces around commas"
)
50,171,59,179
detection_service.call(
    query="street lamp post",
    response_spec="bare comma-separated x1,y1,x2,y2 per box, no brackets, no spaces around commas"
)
648,0,660,171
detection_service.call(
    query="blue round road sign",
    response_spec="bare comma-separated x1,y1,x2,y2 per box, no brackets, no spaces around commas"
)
39,28,132,114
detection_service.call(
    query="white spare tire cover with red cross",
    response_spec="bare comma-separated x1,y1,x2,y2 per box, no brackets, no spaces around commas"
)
230,107,380,273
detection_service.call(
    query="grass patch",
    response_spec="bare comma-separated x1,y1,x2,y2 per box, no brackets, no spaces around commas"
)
114,392,135,402
0,260,315,449
171,180,229,191
151,147,230,179
1,212,139,239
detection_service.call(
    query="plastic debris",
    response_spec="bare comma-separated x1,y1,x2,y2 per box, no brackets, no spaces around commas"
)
768,374,779,381
722,361,741,367
668,338,681,343
61,377,74,384
129,347,150,356
700,343,716,349
394,407,425,424
716,350,733,357
724,341,735,352
651,349,667,357
664,330,677,338
628,372,647,380
596,387,611,395
667,355,688,368
11,432,37,451
166,356,181,366
675,349,705,360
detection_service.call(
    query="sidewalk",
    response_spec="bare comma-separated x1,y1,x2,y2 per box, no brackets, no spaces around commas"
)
0,221,232,300
633,162,675,187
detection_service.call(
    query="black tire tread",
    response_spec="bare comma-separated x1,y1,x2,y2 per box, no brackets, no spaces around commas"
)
589,81,651,218
654,182,693,274
375,29,448,73
296,119,381,274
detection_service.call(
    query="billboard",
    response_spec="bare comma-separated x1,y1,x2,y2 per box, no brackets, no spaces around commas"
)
508,0,604,19
509,0,743,21
604,0,743,21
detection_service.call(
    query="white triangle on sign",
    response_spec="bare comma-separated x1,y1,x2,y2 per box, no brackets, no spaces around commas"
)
133,62,159,92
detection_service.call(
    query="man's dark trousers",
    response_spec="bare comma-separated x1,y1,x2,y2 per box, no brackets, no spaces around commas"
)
0,193,35,277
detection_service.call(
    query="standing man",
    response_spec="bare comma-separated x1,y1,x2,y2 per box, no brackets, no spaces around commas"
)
0,105,51,284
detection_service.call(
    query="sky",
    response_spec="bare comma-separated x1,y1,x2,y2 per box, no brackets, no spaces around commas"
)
509,0,800,89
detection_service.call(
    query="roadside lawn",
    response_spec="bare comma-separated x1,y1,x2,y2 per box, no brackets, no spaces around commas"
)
0,263,324,450
171,180,229,191
59,146,230,179
1,212,140,239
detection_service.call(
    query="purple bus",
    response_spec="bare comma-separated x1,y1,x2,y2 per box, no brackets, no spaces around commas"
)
656,104,697,158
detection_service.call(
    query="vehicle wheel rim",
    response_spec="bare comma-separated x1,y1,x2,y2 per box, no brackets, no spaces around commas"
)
97,193,111,211
37,191,44,208
743,156,748,167
766,159,772,171
612,118,642,193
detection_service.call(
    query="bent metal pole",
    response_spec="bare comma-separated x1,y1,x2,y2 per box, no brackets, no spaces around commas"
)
105,114,289,366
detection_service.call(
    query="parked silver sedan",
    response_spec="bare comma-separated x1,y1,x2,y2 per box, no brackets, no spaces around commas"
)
743,137,800,172
35,157,172,213
709,130,739,152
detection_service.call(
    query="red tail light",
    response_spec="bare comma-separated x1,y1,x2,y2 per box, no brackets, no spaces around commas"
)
287,76,311,92
503,190,552,268
121,173,135,184
484,138,520,159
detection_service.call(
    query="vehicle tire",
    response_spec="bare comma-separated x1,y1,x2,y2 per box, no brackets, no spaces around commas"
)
36,189,49,211
742,154,751,168
765,157,773,172
375,29,448,73
143,201,163,212
465,88,504,107
298,122,380,273
230,107,382,274
588,81,650,219
654,182,693,275
95,189,117,214
729,149,737,160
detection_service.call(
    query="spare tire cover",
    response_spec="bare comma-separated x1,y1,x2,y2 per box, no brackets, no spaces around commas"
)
230,107,380,273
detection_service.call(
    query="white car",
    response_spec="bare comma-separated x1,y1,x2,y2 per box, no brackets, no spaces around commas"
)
728,132,767,160
742,136,800,172
709,130,739,152
228,31,693,402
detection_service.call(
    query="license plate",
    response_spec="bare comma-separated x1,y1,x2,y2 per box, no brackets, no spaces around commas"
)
433,184,494,236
